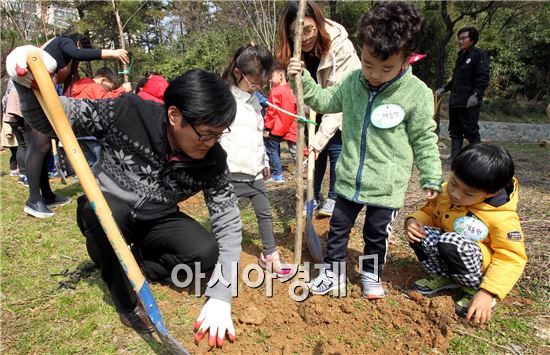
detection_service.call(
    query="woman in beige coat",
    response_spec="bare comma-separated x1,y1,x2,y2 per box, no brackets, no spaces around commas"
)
277,0,361,216
2,81,26,180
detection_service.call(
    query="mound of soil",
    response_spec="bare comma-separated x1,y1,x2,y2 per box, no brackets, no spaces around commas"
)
168,192,459,353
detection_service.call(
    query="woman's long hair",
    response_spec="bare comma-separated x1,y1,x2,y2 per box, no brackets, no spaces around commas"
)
276,0,332,68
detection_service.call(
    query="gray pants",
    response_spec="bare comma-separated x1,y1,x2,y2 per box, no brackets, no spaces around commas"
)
232,179,276,255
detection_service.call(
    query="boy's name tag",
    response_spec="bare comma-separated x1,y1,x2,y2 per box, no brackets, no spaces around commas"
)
371,104,405,129
454,216,489,241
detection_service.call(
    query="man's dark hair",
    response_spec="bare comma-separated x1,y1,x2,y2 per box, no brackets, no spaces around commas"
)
93,67,119,87
451,143,515,194
164,69,236,128
458,27,479,45
356,2,425,60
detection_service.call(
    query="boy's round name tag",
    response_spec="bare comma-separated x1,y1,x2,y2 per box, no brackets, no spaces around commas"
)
371,104,405,129
453,216,489,241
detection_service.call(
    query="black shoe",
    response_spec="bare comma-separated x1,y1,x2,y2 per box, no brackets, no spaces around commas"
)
118,304,155,334
43,195,72,208
24,200,54,218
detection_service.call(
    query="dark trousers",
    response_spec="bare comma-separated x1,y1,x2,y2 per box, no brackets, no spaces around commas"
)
265,137,296,176
324,196,399,275
449,107,481,144
76,194,219,313
9,121,29,175
314,132,342,201
25,123,54,203
264,137,284,176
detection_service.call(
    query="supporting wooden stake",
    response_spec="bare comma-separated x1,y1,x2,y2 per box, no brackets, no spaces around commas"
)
292,0,307,265
111,0,128,82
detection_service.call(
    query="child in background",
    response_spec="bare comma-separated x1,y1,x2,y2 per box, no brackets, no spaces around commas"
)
135,72,169,104
71,67,132,99
264,63,297,183
70,67,131,169
406,144,527,325
220,44,290,275
288,2,442,298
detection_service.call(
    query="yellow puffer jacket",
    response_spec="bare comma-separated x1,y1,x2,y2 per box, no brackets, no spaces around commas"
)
409,178,527,300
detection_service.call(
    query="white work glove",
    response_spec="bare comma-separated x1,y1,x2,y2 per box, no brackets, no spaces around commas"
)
435,87,445,96
194,298,235,348
466,94,479,108
6,45,57,88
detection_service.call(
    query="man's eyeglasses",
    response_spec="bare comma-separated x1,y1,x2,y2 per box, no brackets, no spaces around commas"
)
242,74,266,91
189,122,231,142
458,35,470,42
290,26,317,40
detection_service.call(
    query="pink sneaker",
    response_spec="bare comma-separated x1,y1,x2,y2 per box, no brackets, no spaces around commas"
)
258,250,291,276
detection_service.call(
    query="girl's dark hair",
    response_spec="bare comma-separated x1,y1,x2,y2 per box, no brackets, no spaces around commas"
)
458,27,479,45
356,1,425,60
66,33,92,49
276,0,332,68
221,43,274,87
164,69,236,127
451,143,515,194
135,72,160,93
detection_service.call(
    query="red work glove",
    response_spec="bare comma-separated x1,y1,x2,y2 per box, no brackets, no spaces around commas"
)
303,146,317,160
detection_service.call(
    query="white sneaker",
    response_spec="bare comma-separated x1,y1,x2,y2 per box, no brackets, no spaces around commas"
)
318,198,336,217
303,199,319,216
361,272,385,300
309,267,346,296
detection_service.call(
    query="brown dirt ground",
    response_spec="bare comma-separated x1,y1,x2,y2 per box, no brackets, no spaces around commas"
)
152,143,547,354
165,192,460,353
89,143,546,354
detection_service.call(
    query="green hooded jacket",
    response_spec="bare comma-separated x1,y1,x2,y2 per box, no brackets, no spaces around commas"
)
295,67,443,209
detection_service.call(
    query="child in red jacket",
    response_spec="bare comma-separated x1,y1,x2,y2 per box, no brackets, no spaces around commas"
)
136,73,169,104
72,67,131,99
69,67,130,170
264,64,297,182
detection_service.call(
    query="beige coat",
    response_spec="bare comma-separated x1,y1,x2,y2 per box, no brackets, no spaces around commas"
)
1,86,21,147
310,18,361,151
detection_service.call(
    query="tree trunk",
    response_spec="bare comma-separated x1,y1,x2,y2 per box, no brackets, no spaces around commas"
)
292,0,307,266
111,0,128,82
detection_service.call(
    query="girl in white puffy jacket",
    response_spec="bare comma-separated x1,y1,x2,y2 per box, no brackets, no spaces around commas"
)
220,44,290,276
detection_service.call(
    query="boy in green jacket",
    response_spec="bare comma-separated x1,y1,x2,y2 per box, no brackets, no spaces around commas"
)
288,2,442,298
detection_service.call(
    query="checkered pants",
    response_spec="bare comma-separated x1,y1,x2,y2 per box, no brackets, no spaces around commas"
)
414,226,483,288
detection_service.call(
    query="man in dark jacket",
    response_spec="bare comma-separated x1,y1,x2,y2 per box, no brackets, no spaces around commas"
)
437,27,490,160
7,45,242,347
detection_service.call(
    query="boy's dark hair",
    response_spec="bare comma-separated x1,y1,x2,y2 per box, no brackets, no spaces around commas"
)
222,43,274,87
451,143,515,194
356,1,425,60
93,67,119,87
164,69,236,128
458,27,479,45
272,61,284,73
135,72,160,94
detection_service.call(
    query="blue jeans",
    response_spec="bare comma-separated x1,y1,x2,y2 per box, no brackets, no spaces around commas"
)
80,139,102,168
314,132,342,201
265,137,292,176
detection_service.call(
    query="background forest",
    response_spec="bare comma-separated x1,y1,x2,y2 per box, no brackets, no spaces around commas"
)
1,0,549,121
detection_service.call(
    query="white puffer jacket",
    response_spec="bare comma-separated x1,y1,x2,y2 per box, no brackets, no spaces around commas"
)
220,86,269,181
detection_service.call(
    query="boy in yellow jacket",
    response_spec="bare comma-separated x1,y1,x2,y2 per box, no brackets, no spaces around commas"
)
405,143,527,325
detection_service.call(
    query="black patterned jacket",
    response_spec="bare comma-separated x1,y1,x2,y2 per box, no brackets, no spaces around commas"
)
16,85,242,302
